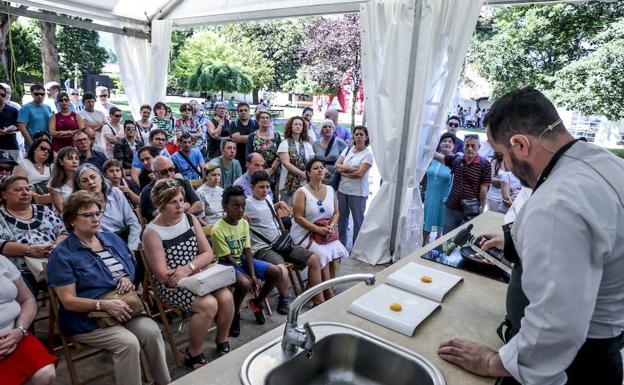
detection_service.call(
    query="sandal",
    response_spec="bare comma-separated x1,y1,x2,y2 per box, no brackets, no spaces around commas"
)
216,340,231,355
183,347,207,370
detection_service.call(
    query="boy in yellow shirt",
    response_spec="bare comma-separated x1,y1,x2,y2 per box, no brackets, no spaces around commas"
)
211,185,281,337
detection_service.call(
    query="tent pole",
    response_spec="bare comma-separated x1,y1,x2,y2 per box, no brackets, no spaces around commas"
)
388,0,424,257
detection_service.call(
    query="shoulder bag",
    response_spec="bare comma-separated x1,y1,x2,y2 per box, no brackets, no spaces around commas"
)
177,150,202,177
88,289,148,328
459,159,481,218
250,199,294,256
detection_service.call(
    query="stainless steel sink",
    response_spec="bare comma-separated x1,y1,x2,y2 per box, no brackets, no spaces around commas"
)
241,322,445,385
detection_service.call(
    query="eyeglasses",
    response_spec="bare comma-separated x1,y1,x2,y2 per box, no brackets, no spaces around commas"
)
464,143,478,149
158,167,176,176
448,122,459,128
316,200,325,214
181,108,191,112
161,179,181,189
38,147,52,153
0,165,13,171
60,98,69,102
99,95,108,98
33,92,45,96
113,114,122,118
74,137,90,143
76,210,103,218
71,93,79,96
0,93,6,98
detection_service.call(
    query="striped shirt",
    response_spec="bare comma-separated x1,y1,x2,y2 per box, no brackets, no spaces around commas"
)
444,154,491,211
95,250,128,283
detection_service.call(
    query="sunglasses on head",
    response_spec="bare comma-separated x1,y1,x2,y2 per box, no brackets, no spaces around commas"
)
448,122,459,128
158,167,176,176
76,210,103,218
33,92,45,96
316,200,325,214
464,134,479,140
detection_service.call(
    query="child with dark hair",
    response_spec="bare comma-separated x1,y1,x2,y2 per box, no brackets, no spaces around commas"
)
211,185,282,337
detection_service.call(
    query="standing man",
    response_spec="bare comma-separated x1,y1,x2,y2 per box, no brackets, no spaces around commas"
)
229,102,258,172
140,156,203,222
72,129,107,170
0,83,21,110
324,108,352,144
172,132,205,180
206,102,230,160
438,87,624,385
44,81,65,113
445,116,464,154
234,152,273,199
209,138,241,188
433,134,491,234
0,84,20,161
17,84,52,146
78,92,108,152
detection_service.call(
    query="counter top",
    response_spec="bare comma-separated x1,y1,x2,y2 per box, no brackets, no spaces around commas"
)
172,212,507,385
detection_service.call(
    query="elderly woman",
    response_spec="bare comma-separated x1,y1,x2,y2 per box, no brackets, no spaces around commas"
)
0,175,67,295
422,133,454,244
0,253,57,385
47,191,171,385
277,116,314,205
143,179,234,368
312,119,348,185
246,110,281,197
14,138,53,196
73,163,141,252
48,146,80,213
334,126,374,248
291,158,348,296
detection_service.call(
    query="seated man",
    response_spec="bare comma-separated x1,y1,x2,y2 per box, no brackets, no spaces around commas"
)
233,152,272,199
140,156,203,222
209,138,241,188
72,129,108,170
136,146,160,190
130,129,171,187
245,171,326,308
172,132,205,180
113,120,143,169
211,186,283,337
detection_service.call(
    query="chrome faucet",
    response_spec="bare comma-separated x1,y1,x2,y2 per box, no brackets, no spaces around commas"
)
281,273,376,358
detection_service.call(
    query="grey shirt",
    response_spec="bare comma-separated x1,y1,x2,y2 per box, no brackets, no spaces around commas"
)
499,140,624,384
245,196,281,255
312,137,348,173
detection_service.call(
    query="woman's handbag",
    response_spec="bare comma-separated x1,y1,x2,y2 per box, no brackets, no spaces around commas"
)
88,289,148,328
0,212,47,282
298,218,339,248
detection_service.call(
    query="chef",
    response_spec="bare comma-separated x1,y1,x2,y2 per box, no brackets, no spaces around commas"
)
437,86,624,385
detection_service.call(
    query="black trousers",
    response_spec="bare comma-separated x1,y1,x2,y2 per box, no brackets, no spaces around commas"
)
497,333,624,385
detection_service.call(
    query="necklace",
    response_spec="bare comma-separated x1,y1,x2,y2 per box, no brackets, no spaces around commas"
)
308,183,323,192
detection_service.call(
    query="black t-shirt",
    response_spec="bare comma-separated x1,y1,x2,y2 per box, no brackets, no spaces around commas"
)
206,117,230,160
138,168,153,190
0,105,19,150
140,177,200,222
229,119,258,171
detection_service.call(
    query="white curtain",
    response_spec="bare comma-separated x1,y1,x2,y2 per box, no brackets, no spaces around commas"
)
352,0,483,265
113,20,172,120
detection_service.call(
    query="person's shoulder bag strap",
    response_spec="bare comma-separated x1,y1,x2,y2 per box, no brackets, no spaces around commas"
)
177,150,202,177
249,199,285,242
324,135,336,158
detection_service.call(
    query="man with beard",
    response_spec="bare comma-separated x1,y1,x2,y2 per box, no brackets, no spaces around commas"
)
433,134,492,234
437,87,624,385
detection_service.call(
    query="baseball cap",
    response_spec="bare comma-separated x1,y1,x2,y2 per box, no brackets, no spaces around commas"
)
0,150,17,165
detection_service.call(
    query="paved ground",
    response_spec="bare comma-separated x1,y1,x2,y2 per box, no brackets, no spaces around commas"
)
40,257,387,385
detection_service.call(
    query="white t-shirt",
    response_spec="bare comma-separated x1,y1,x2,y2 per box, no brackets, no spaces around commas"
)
0,255,21,333
195,184,224,224
245,196,281,255
337,147,374,197
18,158,50,185
277,140,314,191
78,109,107,150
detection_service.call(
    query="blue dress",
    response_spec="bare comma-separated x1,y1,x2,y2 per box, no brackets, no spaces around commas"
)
423,160,452,231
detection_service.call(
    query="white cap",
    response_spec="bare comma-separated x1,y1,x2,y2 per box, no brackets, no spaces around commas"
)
0,83,11,92
45,81,60,90
95,85,109,94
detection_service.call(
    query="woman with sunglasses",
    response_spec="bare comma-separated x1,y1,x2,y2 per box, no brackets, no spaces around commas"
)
291,158,347,291
48,146,80,214
101,107,125,158
175,103,203,151
14,138,53,197
73,163,141,253
0,175,67,295
49,92,85,152
47,191,171,385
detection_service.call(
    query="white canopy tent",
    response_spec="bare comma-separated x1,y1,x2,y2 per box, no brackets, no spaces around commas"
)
5,0,564,264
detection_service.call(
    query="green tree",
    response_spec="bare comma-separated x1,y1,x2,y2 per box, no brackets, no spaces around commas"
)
188,62,253,100
57,25,108,84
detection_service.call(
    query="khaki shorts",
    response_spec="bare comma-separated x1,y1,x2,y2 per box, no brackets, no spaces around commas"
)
254,246,313,270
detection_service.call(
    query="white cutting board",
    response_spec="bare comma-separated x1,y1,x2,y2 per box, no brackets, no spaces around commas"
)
347,284,440,336
386,262,463,302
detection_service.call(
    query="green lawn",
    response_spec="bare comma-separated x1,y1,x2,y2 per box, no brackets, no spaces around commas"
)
609,148,624,159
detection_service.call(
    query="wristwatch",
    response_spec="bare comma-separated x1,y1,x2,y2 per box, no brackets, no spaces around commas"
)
189,262,197,272
95,300,101,311
17,326,28,337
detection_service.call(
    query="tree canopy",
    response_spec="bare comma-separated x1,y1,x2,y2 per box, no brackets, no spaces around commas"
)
187,61,253,99
57,25,108,84
471,2,624,120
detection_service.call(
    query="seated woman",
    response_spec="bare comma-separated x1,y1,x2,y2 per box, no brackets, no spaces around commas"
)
0,175,66,295
195,163,225,225
291,158,348,294
47,191,171,385
142,179,234,368
73,163,141,253
13,138,53,198
102,159,140,207
0,254,57,385
48,146,80,214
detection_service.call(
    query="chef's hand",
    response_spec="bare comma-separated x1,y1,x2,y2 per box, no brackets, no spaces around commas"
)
437,338,509,377
480,234,504,251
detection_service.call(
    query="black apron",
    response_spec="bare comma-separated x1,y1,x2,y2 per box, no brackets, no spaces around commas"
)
496,139,624,385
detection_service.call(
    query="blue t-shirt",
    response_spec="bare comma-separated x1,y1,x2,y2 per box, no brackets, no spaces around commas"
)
17,102,52,137
172,148,205,179
47,232,135,336
335,125,352,142
0,105,19,149
131,147,171,169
